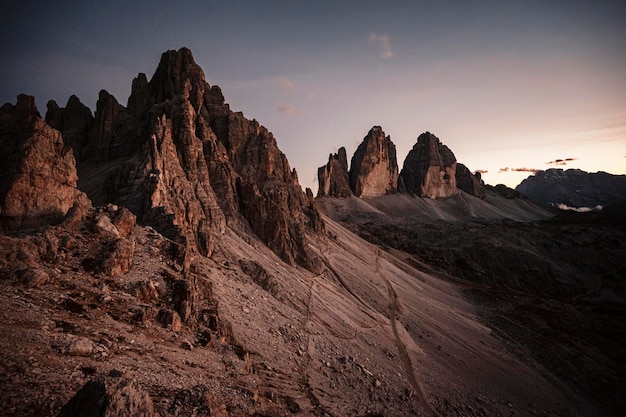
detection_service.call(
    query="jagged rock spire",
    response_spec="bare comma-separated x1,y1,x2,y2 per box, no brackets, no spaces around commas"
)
317,147,352,198
400,131,457,198
317,126,399,198
349,126,399,197
456,163,486,199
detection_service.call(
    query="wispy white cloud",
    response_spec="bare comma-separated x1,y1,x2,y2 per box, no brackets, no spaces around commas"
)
278,103,296,115
276,76,296,93
557,203,603,212
368,33,395,59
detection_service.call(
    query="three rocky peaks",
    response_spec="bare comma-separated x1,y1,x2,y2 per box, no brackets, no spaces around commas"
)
1,48,322,272
317,127,486,199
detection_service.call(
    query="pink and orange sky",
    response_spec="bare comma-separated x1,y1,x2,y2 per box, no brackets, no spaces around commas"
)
1,0,624,191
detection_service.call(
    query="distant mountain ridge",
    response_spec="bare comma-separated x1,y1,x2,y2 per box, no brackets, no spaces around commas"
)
516,168,626,208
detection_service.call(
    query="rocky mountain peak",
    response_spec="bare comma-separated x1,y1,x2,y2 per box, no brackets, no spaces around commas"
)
317,129,494,201
0,94,40,122
349,126,399,197
127,73,150,118
0,96,90,233
456,162,486,199
2,49,624,417
148,47,208,112
400,131,457,198
16,94,39,116
14,47,323,272
317,147,352,198
45,95,94,163
83,89,140,163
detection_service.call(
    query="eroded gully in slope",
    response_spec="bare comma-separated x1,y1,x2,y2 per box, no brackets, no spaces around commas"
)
315,237,438,416
376,249,438,417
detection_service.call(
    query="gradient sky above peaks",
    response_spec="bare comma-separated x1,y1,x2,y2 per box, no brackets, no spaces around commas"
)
1,0,625,191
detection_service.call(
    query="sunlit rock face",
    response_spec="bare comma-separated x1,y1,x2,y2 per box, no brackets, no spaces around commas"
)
0,95,89,233
400,131,457,198
349,126,399,197
317,147,352,198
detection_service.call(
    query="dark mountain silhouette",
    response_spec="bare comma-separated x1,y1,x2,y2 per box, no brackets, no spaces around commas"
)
516,168,626,208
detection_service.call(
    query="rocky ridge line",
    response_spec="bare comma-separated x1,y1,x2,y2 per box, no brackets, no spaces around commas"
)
37,47,323,272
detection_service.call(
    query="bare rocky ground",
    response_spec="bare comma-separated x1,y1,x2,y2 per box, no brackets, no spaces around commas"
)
1,193,619,416
318,192,626,417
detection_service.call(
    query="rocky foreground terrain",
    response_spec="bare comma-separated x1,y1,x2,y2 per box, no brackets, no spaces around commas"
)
1,48,625,416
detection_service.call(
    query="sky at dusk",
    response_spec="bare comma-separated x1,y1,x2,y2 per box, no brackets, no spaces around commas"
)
1,0,625,191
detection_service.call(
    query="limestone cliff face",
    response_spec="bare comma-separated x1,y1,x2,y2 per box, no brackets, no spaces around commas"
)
456,163,486,199
40,47,322,271
400,132,457,198
141,96,227,257
0,95,89,232
349,126,398,197
317,147,352,198
205,99,323,268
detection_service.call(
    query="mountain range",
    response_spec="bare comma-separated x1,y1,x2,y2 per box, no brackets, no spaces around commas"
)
516,168,626,209
1,48,625,417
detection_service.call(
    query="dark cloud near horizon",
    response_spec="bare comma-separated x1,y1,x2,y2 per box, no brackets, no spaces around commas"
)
475,169,488,174
545,158,578,166
499,167,540,174
500,158,578,174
